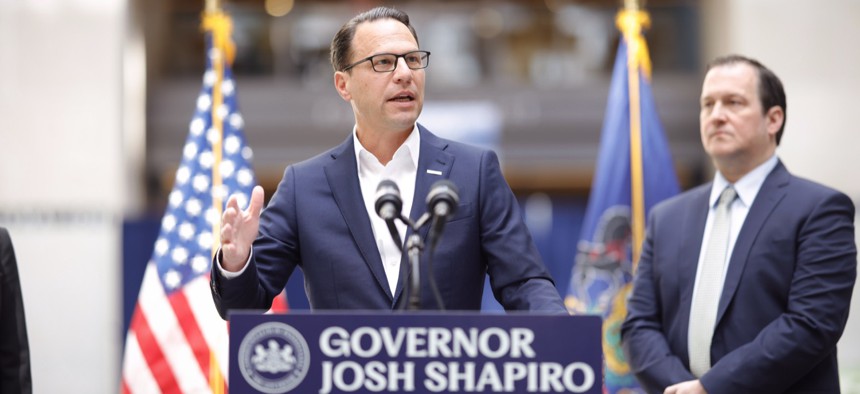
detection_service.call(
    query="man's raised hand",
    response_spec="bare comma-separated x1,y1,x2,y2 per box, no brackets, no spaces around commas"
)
220,185,264,271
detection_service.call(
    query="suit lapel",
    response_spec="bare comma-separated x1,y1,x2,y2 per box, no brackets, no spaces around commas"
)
716,161,790,324
678,185,711,312
324,135,391,300
393,125,454,306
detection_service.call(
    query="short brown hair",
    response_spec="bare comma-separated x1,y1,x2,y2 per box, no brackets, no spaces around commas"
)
707,55,787,145
330,7,419,72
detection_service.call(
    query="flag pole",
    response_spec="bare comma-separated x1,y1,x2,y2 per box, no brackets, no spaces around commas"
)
202,2,230,392
618,0,650,268
202,0,230,262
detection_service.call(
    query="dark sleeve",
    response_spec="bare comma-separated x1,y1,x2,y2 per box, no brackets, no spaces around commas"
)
211,166,300,320
478,150,566,313
0,228,32,394
621,209,696,393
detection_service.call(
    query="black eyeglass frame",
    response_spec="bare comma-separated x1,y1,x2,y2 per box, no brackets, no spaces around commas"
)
341,50,431,72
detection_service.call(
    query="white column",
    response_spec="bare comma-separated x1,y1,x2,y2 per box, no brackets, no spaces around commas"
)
0,0,138,392
701,0,860,388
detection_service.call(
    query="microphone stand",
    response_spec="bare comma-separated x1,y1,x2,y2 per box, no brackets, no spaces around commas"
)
376,179,450,311
405,233,423,310
397,213,430,311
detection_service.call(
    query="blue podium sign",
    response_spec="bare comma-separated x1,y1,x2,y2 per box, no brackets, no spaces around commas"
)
229,312,602,394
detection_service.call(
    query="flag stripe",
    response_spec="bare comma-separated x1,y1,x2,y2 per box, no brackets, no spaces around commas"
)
184,276,231,381
122,332,162,394
168,289,212,381
128,309,182,393
138,265,210,392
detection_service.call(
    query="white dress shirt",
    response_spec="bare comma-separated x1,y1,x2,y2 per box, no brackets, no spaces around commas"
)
353,126,420,295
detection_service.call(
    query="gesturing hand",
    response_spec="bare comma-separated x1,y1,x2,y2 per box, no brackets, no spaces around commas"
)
220,185,264,271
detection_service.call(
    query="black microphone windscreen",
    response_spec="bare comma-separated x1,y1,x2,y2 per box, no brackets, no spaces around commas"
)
426,180,459,217
375,179,402,220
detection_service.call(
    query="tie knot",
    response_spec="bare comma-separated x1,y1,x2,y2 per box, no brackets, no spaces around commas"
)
719,187,737,207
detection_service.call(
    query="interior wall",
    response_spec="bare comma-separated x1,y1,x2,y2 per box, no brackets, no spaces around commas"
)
0,0,129,392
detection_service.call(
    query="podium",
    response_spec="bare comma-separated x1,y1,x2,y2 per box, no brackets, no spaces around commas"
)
229,312,602,393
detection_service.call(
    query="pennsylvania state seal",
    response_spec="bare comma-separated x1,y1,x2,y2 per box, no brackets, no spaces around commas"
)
238,322,310,393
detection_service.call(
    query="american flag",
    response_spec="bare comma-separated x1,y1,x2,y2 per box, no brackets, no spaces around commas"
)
121,12,285,393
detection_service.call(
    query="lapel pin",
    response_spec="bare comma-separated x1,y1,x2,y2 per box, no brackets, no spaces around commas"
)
426,169,442,176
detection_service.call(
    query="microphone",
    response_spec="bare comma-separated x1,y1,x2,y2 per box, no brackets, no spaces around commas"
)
426,180,459,251
375,179,402,221
375,179,403,251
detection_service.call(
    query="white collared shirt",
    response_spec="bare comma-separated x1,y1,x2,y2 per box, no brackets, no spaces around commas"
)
354,125,420,295
691,154,779,312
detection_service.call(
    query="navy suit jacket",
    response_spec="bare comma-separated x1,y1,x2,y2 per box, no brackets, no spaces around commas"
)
0,228,31,394
212,125,565,315
621,161,856,393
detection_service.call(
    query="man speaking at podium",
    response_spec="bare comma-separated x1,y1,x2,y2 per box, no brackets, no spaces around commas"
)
210,7,565,316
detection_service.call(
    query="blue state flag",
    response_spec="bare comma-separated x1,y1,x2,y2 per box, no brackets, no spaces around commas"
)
564,9,680,394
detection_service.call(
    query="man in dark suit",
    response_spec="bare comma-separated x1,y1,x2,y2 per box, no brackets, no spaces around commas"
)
0,227,32,393
210,7,565,315
621,55,857,394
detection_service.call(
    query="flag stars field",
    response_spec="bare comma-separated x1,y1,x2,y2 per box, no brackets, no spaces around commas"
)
176,166,191,185
216,104,229,120
237,168,253,186
163,269,182,289
190,118,205,135
229,113,244,130
178,222,196,241
185,198,202,217
171,247,188,265
191,255,209,274
196,94,211,112
203,70,216,87
154,238,169,256
162,215,176,232
224,135,240,154
198,150,214,169
184,142,198,160
204,208,217,225
168,190,183,207
222,79,234,96
220,160,235,178
196,233,213,251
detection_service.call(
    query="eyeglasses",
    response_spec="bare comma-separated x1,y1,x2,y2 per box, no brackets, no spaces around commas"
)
342,50,431,73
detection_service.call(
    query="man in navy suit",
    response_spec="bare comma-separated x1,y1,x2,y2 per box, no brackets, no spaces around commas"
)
621,55,856,393
210,7,565,315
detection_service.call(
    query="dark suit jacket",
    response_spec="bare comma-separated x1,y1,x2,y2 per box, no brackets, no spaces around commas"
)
621,161,857,393
0,227,32,394
212,125,564,316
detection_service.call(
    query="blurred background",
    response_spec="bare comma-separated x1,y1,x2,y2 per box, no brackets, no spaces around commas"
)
0,0,858,392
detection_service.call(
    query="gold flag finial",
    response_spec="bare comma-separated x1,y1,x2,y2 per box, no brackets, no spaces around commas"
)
205,0,222,14
623,0,638,12
623,0,644,12
616,1,652,79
